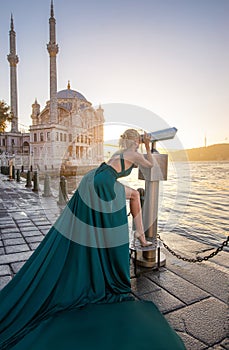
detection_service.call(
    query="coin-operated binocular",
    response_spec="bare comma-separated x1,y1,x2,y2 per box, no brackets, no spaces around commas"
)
140,127,177,144
135,127,177,269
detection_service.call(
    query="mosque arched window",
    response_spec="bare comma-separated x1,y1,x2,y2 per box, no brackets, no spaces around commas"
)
22,141,29,154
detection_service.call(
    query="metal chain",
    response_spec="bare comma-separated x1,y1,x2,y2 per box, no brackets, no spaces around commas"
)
157,234,229,263
135,188,229,263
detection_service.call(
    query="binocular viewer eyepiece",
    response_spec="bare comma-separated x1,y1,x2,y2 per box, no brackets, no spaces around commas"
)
140,127,177,143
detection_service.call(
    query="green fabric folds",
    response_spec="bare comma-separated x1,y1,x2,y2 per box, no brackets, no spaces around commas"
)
0,162,185,349
11,301,185,350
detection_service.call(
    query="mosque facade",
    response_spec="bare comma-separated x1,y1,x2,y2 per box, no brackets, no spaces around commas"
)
30,84,104,172
0,1,104,173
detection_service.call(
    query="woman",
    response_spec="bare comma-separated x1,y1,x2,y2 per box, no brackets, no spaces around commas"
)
107,128,153,246
0,129,185,349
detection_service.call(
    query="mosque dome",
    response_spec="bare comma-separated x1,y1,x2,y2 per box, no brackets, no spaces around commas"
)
57,81,87,101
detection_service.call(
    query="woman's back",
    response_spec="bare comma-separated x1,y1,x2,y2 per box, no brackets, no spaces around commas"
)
107,150,136,176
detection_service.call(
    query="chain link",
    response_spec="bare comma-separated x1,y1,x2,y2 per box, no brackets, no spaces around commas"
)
157,234,229,263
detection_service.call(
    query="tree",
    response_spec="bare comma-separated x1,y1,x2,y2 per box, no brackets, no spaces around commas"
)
0,100,12,132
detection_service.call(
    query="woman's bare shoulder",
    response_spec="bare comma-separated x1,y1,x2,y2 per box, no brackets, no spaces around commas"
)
122,149,140,161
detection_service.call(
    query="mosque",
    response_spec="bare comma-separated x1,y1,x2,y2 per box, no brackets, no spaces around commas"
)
0,1,104,174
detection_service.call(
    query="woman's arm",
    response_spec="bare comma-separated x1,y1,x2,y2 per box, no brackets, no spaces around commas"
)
132,151,153,168
143,133,154,167
127,134,154,168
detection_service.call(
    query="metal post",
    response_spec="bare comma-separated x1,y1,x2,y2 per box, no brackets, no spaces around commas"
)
142,180,159,262
25,170,32,188
43,174,52,197
16,169,20,182
58,176,68,205
8,160,13,180
136,151,168,268
9,165,12,179
12,165,15,180
32,171,39,192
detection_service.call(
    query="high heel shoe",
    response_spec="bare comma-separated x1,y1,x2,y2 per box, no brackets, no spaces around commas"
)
134,231,152,247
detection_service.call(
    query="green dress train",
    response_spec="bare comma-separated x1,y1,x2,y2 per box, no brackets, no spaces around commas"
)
0,155,185,349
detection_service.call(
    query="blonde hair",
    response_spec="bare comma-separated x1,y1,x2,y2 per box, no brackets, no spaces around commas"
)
119,129,140,149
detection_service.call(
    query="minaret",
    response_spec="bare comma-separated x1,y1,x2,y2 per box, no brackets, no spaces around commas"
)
31,99,40,126
47,0,59,124
7,14,19,132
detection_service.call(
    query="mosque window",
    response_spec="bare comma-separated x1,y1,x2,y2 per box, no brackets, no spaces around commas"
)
64,134,67,142
34,133,37,142
60,133,63,141
56,132,59,141
69,134,72,142
47,132,51,141
40,133,44,142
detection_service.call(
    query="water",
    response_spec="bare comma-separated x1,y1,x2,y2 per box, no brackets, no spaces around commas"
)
120,161,229,250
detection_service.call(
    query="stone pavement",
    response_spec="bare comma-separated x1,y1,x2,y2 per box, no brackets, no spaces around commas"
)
0,173,228,350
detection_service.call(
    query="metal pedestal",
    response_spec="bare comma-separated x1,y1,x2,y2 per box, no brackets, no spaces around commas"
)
130,239,165,277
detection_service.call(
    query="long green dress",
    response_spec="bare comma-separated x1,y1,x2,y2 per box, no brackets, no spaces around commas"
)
0,156,185,349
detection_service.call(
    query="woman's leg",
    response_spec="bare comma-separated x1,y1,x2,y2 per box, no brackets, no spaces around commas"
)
125,186,152,246
125,186,144,233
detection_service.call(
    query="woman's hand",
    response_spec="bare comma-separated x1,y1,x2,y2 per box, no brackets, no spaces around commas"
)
143,132,151,151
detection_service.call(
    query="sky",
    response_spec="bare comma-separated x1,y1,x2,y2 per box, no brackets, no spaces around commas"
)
0,0,228,149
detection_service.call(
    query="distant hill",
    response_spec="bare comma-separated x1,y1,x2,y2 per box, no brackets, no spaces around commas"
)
170,143,229,161
104,142,229,162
